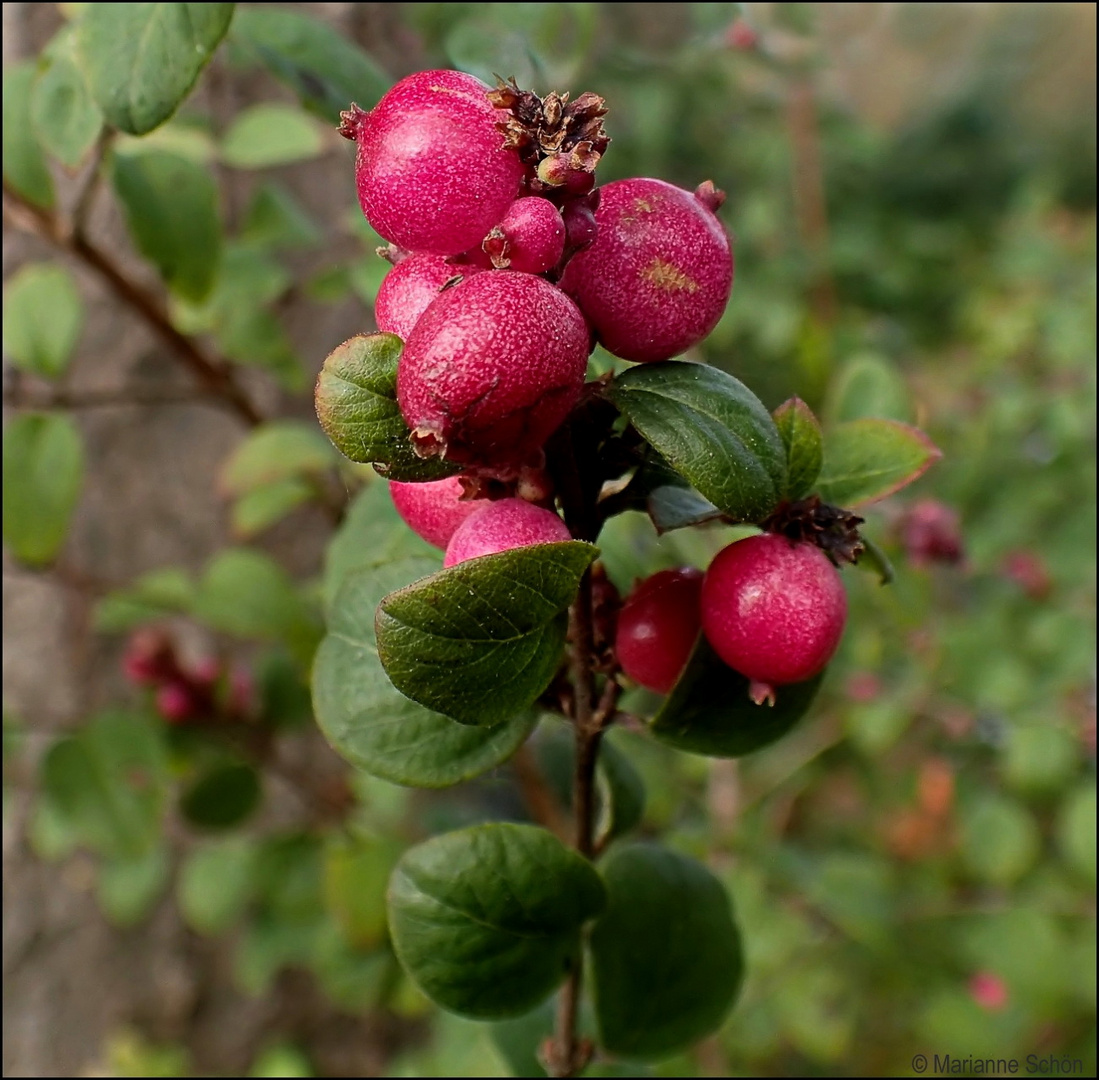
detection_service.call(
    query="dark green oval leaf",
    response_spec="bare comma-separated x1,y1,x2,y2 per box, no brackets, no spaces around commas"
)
2,412,84,566
314,558,539,788
606,362,786,523
816,418,942,508
180,761,262,830
31,43,103,169
388,823,606,1019
376,542,598,727
78,3,234,135
590,843,743,1060
315,333,459,482
648,484,723,534
322,481,439,613
230,7,390,123
3,63,55,209
112,149,221,303
2,263,84,379
773,396,823,499
651,638,823,757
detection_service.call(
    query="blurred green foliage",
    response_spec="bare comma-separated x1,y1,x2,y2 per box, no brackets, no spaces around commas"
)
6,2,1094,1076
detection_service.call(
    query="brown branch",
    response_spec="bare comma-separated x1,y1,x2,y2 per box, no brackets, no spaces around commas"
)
3,179,263,427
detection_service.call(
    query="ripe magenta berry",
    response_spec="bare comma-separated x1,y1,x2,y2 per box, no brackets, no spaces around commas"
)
479,197,566,274
559,177,733,363
375,255,478,341
443,498,571,567
397,271,590,465
340,70,525,257
615,567,703,694
701,533,846,699
390,475,481,550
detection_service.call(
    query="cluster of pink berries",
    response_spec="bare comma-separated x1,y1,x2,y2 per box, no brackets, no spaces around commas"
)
123,628,251,725
341,69,847,701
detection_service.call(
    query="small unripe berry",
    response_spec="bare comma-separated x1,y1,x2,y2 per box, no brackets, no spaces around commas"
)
480,197,566,274
375,254,478,341
397,271,590,466
390,475,481,550
615,567,703,694
560,177,733,363
341,70,525,256
444,498,571,567
701,533,846,697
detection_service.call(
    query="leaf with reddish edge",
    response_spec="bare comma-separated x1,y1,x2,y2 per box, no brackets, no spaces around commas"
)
816,419,941,509
773,396,824,500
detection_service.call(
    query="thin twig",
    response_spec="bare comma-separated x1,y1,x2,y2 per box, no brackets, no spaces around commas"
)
3,179,263,427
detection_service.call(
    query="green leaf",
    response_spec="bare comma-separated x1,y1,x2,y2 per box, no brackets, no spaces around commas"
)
242,182,321,251
825,353,912,425
93,566,194,632
959,794,1040,886
1057,784,1097,882
323,481,439,612
31,44,103,169
180,761,262,830
2,413,84,566
112,149,221,303
221,104,325,169
230,479,313,539
230,7,390,123
855,534,895,586
651,637,823,757
3,63,55,208
78,3,234,135
590,843,743,1060
815,419,941,508
606,362,786,523
3,263,84,379
376,542,597,727
773,396,824,499
40,711,168,859
97,845,169,927
648,485,723,533
313,558,538,788
324,833,403,949
193,548,321,666
220,421,336,496
387,823,606,1019
315,334,460,482
178,836,259,935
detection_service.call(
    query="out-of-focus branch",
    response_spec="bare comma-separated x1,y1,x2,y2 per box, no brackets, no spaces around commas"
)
3,179,264,427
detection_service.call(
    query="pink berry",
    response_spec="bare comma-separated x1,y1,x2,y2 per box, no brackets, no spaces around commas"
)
616,568,703,694
340,70,525,256
156,682,196,724
375,254,478,341
397,271,590,466
968,972,1009,1012
480,197,566,274
389,475,482,550
701,534,846,696
559,177,733,363
443,498,571,567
